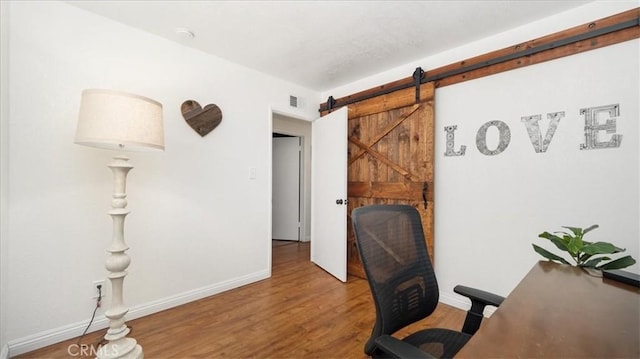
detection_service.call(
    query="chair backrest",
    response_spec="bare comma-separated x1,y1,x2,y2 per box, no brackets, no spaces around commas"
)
352,204,439,353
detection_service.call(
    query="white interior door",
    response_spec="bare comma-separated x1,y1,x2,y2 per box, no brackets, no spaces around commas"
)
272,136,301,241
311,107,348,282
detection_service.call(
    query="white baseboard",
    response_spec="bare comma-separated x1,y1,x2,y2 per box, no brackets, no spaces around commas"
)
7,269,270,357
439,291,497,317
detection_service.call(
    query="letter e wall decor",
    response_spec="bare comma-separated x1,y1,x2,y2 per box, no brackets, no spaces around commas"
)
580,104,622,150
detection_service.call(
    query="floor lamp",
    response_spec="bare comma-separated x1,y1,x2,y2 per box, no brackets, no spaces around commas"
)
75,89,164,359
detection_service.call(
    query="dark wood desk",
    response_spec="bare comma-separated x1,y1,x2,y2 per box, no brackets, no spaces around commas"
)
456,261,640,358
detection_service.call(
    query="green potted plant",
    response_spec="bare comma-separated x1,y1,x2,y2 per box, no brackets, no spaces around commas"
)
532,224,636,270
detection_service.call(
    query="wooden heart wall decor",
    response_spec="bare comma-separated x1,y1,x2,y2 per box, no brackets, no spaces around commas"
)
181,100,223,137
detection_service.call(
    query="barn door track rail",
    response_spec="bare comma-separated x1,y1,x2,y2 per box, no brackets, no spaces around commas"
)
321,8,639,113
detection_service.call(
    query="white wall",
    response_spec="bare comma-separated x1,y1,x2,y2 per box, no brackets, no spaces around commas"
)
322,1,639,310
435,40,638,308
1,1,11,357
3,1,319,355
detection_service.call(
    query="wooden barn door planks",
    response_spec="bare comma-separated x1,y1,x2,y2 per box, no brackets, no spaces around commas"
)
346,82,435,278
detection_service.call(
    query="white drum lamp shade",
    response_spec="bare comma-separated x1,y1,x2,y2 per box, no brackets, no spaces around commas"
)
75,89,164,152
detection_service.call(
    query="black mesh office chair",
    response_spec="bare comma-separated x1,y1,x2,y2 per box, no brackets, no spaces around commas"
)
351,204,504,359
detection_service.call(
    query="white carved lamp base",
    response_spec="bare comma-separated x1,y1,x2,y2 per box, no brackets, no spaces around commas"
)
97,338,142,359
97,156,143,359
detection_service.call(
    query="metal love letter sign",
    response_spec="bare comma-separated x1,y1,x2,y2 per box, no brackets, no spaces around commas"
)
444,103,622,157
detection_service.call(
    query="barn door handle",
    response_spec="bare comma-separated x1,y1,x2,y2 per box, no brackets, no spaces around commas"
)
422,182,428,209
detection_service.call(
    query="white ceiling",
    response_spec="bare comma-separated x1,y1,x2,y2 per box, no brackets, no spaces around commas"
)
66,0,593,92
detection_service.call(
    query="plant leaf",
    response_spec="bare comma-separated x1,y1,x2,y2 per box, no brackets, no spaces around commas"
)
538,232,569,252
582,242,624,255
597,256,637,270
583,224,599,235
532,244,571,265
582,257,610,268
579,252,592,261
555,231,573,242
567,235,583,256
563,226,584,237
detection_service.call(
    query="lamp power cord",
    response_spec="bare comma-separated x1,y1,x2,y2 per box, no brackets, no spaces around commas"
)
76,285,102,347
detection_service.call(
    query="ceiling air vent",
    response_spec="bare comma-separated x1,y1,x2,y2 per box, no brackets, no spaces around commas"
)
289,95,298,108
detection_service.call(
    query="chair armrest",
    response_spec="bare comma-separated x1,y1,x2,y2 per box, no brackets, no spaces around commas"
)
454,285,505,335
454,285,505,307
375,335,437,359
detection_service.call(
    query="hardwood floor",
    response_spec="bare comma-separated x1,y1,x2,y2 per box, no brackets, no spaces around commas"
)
18,241,466,358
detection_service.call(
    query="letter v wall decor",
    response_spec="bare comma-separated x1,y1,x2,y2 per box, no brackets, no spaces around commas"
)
181,100,223,137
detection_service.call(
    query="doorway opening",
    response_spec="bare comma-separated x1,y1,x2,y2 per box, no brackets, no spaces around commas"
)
271,112,312,266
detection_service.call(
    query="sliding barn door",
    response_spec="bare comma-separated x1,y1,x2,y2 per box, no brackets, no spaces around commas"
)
346,83,435,278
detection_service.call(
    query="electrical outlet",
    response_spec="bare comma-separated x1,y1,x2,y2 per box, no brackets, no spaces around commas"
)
92,280,105,300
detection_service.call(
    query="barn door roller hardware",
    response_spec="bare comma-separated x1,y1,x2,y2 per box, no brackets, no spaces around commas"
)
413,67,425,103
324,67,425,113
326,96,337,113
